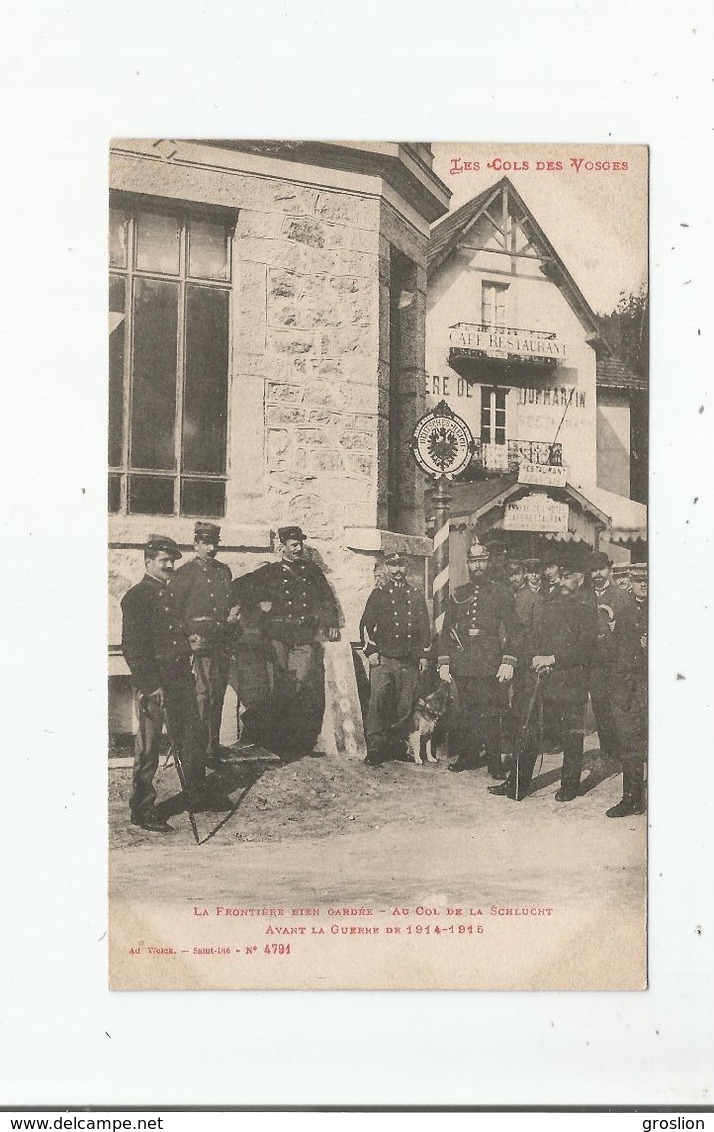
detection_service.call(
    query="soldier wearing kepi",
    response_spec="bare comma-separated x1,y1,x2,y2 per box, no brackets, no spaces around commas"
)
588,549,637,765
606,562,648,817
359,552,432,766
490,543,598,802
438,539,520,778
121,534,207,832
167,521,238,769
251,526,340,756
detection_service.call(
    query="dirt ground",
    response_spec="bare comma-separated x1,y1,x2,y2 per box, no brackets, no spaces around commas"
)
109,730,646,903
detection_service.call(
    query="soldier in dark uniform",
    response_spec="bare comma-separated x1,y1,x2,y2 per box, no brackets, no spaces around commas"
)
537,546,564,746
167,521,238,769
606,563,647,817
490,543,598,802
250,526,340,756
120,534,208,832
437,539,520,778
226,564,274,751
506,556,543,752
359,552,432,766
588,549,637,764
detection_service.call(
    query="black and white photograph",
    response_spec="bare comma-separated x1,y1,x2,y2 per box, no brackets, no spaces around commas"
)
107,140,649,990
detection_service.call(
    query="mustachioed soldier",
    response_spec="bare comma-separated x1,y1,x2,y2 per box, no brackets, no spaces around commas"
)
437,539,520,778
359,552,432,766
121,534,207,832
167,521,238,769
249,526,340,756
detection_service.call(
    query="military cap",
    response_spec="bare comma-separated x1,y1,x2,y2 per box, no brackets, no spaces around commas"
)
467,538,490,560
588,550,613,571
384,551,406,566
523,558,540,573
628,561,648,580
278,525,308,543
146,533,182,559
194,521,221,543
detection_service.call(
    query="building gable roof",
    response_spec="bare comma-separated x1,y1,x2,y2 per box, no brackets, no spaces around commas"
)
428,175,607,347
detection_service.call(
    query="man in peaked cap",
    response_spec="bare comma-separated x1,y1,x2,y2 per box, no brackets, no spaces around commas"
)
359,552,432,766
490,542,598,802
249,525,340,756
606,562,647,817
588,549,637,766
166,521,238,768
438,538,521,778
121,534,207,832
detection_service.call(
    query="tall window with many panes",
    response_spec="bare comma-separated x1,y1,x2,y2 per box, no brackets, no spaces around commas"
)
109,201,234,517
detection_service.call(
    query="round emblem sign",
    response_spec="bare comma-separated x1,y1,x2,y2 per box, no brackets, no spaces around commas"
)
410,400,475,479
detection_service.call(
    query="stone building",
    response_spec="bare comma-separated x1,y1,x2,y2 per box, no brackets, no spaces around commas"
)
424,176,647,583
108,139,450,743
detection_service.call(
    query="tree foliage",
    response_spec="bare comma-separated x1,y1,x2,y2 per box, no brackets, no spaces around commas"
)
598,285,649,380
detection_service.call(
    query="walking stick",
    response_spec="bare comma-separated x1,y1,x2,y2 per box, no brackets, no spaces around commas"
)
514,672,543,801
140,692,201,845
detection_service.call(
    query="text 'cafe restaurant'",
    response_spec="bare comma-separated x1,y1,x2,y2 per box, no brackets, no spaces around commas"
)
424,176,647,580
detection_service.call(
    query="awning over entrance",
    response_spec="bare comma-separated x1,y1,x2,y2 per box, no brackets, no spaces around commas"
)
429,473,610,548
585,485,648,548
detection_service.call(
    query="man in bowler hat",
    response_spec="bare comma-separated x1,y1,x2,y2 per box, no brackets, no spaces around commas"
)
167,521,238,768
250,526,340,755
588,549,637,765
121,534,208,832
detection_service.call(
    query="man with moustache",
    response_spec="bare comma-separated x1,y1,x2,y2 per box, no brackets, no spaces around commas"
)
489,544,598,802
359,552,432,766
251,526,340,756
437,539,520,778
167,521,239,769
121,534,208,832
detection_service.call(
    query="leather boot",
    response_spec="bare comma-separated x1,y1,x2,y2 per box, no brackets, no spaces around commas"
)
606,760,646,817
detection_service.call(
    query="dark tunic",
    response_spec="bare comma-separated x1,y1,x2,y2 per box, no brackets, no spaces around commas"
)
530,584,598,704
121,574,192,692
438,578,521,681
251,558,339,645
166,556,233,649
360,580,431,663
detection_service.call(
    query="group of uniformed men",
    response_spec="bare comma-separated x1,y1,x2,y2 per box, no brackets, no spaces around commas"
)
360,541,647,820
121,522,339,832
120,519,647,835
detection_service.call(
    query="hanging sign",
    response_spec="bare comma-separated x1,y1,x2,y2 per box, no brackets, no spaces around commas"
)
410,399,475,480
518,462,568,488
503,492,569,532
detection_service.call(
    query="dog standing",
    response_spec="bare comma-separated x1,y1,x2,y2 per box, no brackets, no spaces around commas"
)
405,683,453,765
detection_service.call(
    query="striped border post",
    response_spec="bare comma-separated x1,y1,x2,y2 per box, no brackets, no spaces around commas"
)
432,474,452,636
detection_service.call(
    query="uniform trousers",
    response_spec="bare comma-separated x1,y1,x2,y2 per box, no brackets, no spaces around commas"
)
365,656,419,763
512,692,587,797
612,678,647,803
191,651,230,757
271,639,326,755
589,666,619,759
130,667,207,820
449,676,502,774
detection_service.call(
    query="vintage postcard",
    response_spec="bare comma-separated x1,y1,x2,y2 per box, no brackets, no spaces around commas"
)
107,140,648,990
